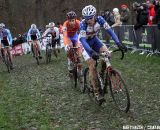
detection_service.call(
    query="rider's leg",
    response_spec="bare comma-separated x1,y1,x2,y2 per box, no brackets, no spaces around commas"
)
75,42,83,75
31,43,35,57
86,58,99,96
52,39,58,58
35,40,42,58
88,37,107,100
99,45,110,75
0,44,5,59
67,42,73,73
56,38,61,53
7,46,14,68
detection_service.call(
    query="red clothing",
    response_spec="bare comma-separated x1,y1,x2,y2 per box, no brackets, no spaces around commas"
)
148,4,155,26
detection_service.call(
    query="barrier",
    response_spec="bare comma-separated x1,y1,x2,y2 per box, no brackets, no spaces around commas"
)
11,44,24,56
100,25,160,56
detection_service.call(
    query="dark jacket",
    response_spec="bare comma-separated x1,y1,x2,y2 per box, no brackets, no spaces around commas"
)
120,8,130,25
134,4,149,30
103,12,115,26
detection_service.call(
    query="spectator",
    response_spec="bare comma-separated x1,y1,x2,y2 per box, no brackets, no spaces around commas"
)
112,8,122,28
101,9,115,44
133,2,148,30
153,0,160,29
103,9,115,26
146,0,155,26
111,8,123,42
100,9,115,44
120,4,130,25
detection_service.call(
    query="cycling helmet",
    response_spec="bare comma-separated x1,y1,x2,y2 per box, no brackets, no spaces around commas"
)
0,23,5,29
48,22,55,28
82,5,96,20
31,24,37,29
66,11,77,19
113,8,119,13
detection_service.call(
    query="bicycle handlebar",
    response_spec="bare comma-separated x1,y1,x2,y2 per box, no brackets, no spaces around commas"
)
99,49,124,60
112,49,124,60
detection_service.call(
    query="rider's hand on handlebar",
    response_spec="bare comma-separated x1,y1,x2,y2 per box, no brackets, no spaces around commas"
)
91,52,99,60
117,43,127,52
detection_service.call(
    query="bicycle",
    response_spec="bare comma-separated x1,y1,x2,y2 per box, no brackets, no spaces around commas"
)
28,40,42,65
0,46,12,73
83,49,130,113
68,46,84,92
45,35,52,64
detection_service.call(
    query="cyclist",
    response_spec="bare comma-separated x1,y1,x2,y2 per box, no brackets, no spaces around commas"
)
63,11,82,74
43,22,60,57
79,5,127,102
0,23,14,69
27,24,42,58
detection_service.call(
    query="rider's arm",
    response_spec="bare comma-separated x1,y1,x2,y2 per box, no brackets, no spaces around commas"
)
63,21,72,46
27,29,31,42
36,29,41,39
54,27,60,39
42,29,49,37
6,29,13,46
79,22,93,54
97,16,120,45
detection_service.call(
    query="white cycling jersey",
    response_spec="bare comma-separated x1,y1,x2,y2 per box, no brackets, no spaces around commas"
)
43,27,59,40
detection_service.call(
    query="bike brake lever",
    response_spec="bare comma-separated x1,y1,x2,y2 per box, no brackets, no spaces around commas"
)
113,49,124,60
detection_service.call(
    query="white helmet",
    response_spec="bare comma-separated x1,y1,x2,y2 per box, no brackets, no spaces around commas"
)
31,24,37,29
82,5,96,19
48,22,55,28
113,8,119,13
0,23,5,29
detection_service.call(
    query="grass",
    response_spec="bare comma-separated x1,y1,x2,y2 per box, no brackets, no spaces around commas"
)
0,50,160,130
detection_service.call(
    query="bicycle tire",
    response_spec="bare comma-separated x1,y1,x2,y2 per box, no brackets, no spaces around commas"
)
48,49,52,62
73,66,77,88
108,69,130,113
36,57,39,65
78,68,85,93
34,45,39,65
46,47,49,64
5,54,11,73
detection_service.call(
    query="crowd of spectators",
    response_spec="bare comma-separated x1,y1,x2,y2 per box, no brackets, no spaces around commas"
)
100,0,160,30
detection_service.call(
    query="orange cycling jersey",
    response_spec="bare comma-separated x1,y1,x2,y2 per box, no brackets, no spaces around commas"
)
63,19,80,46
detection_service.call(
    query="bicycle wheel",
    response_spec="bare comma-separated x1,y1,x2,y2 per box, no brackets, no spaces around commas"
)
5,54,11,73
72,66,77,88
108,69,130,113
34,46,39,65
48,49,51,62
46,46,51,64
46,47,49,64
77,68,85,93
36,57,39,65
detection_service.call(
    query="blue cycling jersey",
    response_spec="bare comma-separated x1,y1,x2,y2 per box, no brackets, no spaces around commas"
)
79,16,120,55
0,29,13,46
